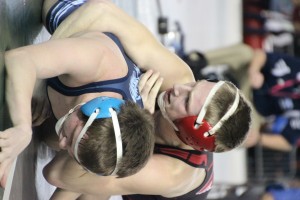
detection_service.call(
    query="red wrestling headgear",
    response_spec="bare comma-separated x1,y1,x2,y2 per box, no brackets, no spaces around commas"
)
174,81,240,152
175,116,215,151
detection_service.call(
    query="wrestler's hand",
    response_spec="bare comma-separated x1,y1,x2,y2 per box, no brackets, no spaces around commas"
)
248,70,264,89
248,49,266,89
139,70,163,114
0,125,32,186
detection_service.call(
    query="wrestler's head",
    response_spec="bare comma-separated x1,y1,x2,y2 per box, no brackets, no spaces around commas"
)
158,80,252,152
55,97,155,177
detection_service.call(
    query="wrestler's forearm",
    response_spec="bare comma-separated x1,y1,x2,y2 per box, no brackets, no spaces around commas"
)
248,49,266,75
91,0,195,87
260,134,292,152
52,0,159,65
52,0,194,89
5,38,83,128
45,159,116,197
95,1,194,88
51,189,110,200
78,194,111,200
5,50,36,130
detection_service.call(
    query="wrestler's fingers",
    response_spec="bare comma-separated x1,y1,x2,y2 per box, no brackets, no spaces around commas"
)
148,77,163,107
0,139,10,148
139,70,153,92
0,150,10,163
140,71,161,95
0,129,12,139
143,77,163,114
148,77,163,99
0,131,8,139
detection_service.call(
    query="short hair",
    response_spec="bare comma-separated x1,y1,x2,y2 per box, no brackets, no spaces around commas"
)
205,81,252,152
77,101,155,177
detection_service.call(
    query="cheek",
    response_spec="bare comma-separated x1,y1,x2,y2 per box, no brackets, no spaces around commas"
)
167,106,187,121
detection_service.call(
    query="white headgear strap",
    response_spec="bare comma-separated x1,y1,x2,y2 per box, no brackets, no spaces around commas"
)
195,81,240,136
108,108,123,175
55,103,85,136
73,107,123,176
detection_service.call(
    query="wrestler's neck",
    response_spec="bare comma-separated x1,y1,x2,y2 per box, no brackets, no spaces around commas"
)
154,112,193,150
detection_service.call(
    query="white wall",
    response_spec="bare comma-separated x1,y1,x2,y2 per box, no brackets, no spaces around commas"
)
160,0,243,52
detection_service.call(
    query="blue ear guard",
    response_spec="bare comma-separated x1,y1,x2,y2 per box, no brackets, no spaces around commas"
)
75,96,125,176
81,97,124,118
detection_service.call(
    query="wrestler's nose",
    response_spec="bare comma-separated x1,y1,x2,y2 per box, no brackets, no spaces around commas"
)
173,84,192,96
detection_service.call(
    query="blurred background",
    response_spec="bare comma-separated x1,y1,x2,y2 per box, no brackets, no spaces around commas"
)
1,0,300,199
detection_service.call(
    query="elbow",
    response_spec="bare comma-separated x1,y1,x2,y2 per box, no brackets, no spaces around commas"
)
5,48,26,61
180,66,195,83
5,49,30,70
4,50,16,69
4,48,37,79
4,50,22,79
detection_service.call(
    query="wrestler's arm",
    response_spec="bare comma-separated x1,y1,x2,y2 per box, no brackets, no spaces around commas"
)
248,49,267,89
44,151,184,198
243,128,292,151
5,31,113,129
51,188,110,200
260,134,292,152
1,32,111,184
45,70,163,199
51,0,195,91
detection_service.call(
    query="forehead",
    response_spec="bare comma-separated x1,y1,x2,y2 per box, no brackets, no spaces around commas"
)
188,81,216,115
195,80,216,88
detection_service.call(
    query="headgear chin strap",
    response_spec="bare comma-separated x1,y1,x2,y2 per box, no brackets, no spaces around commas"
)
55,103,85,136
174,81,240,152
73,97,124,176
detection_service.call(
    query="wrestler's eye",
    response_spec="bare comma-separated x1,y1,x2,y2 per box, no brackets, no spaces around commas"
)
206,78,219,83
185,96,190,111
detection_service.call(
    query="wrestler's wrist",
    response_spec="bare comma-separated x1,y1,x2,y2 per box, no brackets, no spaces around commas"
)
16,123,33,136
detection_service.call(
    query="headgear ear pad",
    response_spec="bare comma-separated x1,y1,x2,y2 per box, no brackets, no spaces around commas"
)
76,96,124,175
174,116,216,152
81,97,124,118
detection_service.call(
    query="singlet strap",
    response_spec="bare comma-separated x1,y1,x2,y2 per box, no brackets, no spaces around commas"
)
154,144,212,168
